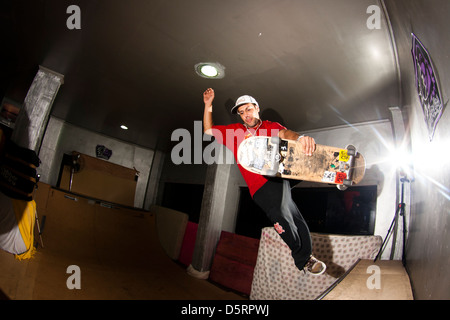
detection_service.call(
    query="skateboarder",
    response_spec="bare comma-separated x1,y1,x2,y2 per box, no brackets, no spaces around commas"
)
203,88,326,275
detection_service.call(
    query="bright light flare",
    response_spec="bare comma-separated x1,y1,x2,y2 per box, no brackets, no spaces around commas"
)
390,148,414,177
369,126,413,178
369,125,450,202
200,65,218,77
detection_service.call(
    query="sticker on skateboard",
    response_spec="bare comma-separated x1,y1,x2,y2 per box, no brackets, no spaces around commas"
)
237,136,365,189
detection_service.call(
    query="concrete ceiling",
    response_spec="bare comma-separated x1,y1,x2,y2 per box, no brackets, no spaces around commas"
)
2,0,399,151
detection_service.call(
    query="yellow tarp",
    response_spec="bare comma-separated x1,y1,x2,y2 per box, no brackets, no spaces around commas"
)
12,199,36,260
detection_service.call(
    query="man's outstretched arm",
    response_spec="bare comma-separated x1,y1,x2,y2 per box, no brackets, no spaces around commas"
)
203,88,214,135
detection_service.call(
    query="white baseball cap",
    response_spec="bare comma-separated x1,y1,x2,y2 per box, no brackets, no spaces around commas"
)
231,95,259,114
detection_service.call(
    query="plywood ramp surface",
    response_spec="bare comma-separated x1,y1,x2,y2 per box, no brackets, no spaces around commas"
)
0,186,243,300
323,259,413,300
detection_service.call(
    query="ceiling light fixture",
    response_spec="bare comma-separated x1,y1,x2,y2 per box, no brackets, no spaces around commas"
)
201,65,218,77
195,62,225,79
120,125,128,130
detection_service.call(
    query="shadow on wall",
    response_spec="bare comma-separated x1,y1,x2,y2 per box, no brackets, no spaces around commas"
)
365,165,385,197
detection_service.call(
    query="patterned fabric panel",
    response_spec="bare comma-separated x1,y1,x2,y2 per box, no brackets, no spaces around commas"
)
250,228,382,300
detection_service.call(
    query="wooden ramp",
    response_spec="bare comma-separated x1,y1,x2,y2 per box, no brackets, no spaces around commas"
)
320,259,413,300
0,185,244,300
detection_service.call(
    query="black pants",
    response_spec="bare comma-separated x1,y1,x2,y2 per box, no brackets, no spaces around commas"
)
253,178,312,270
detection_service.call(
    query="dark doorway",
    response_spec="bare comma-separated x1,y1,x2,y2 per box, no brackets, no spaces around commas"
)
235,185,377,239
161,182,204,223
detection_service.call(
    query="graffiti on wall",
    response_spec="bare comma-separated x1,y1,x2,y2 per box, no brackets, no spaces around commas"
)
411,33,444,141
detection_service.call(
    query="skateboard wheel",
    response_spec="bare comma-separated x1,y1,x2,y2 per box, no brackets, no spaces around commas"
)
346,145,356,157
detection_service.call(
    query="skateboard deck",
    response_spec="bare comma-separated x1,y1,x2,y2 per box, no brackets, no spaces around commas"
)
237,136,365,188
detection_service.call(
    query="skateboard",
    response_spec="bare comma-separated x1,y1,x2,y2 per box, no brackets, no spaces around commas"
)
237,136,365,189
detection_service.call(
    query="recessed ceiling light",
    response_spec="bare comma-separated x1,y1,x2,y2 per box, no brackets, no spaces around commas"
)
120,125,128,130
200,65,218,77
195,62,225,79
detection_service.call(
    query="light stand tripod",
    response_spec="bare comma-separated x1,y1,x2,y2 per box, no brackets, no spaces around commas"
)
374,177,409,266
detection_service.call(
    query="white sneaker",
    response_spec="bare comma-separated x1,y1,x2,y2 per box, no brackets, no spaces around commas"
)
304,255,326,276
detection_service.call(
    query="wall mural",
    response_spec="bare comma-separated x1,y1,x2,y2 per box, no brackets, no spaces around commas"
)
411,33,444,141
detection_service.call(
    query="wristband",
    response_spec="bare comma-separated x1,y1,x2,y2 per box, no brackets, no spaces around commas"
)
296,135,304,142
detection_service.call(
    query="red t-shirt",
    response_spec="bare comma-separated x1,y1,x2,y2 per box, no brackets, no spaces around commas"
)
212,120,286,197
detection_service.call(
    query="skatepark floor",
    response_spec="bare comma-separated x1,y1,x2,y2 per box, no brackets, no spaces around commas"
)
0,186,245,300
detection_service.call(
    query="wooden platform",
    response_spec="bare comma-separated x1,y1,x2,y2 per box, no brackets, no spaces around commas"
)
0,184,244,300
322,259,413,300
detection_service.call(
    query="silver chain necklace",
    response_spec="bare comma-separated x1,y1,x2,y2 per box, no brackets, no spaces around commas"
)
245,119,262,137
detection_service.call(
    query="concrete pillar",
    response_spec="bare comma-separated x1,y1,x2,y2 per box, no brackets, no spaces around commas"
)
143,150,165,210
36,116,64,185
11,66,64,152
188,146,232,279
